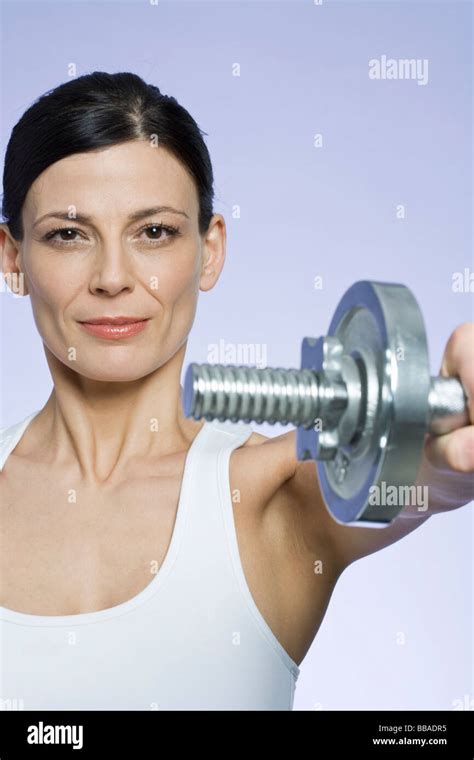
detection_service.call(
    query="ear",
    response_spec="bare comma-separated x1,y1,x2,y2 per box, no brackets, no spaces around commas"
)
0,223,29,297
199,214,226,293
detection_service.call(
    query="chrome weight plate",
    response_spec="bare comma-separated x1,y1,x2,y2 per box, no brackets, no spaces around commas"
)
310,281,431,526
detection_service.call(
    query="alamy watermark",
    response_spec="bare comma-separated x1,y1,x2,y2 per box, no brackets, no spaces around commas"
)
27,721,83,750
369,482,429,512
369,55,429,86
207,340,267,369
0,272,25,297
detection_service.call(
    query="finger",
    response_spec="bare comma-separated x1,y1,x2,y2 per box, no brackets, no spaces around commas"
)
439,322,474,424
424,425,474,473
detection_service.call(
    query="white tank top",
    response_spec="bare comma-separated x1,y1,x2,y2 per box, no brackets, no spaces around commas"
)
0,410,300,710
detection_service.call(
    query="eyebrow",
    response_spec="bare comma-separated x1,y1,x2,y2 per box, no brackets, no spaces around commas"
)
32,206,190,229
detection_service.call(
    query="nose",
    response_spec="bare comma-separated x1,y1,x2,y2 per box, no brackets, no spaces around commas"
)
89,243,136,297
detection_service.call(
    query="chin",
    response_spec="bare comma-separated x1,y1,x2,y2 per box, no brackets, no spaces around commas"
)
64,358,154,384
84,367,152,383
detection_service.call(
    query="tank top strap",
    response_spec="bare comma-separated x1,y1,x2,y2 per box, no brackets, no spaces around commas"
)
0,410,40,471
175,418,253,574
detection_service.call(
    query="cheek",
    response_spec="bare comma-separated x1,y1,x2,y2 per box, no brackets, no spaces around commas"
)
22,251,87,358
147,249,201,305
147,254,201,352
25,252,74,317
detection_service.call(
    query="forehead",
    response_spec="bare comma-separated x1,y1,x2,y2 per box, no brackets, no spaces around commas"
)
23,140,198,222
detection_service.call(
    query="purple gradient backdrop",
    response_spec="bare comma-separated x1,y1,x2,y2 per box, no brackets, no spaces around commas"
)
1,0,472,709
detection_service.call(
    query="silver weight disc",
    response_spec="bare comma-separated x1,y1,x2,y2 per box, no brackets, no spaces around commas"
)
319,281,431,525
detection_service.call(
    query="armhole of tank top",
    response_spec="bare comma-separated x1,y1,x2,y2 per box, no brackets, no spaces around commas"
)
217,432,301,683
0,412,39,471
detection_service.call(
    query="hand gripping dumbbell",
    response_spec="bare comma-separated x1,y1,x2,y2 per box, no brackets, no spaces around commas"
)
183,281,469,527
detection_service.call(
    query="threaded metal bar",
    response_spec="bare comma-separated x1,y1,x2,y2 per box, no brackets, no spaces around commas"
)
183,362,347,427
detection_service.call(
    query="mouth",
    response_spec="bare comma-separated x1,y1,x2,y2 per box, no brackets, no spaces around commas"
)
78,316,151,341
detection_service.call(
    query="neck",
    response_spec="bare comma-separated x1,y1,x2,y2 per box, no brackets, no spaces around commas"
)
30,343,203,485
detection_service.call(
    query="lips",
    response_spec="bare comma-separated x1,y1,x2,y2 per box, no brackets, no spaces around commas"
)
78,317,150,340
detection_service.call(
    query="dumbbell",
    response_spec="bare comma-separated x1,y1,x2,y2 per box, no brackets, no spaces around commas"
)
183,281,469,527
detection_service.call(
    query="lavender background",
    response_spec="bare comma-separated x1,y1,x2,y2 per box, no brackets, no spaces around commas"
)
1,0,472,710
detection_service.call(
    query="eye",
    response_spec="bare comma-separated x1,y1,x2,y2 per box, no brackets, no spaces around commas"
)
43,227,85,244
137,223,180,245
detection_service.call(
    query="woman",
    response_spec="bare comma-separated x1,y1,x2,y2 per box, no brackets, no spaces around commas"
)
0,72,472,711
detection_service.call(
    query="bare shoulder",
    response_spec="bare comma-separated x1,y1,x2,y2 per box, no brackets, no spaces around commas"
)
229,428,298,513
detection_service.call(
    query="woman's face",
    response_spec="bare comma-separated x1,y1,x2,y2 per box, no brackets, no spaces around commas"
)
4,140,225,381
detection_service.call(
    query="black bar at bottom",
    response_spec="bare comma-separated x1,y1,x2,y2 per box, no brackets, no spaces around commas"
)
0,709,473,757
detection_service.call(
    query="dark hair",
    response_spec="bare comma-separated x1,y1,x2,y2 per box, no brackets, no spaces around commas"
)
1,71,215,241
